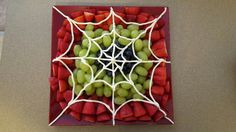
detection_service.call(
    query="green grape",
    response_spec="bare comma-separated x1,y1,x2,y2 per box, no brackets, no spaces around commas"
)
79,49,87,57
117,88,129,97
75,60,80,68
127,92,133,99
73,69,78,77
133,93,143,99
114,96,126,105
144,62,153,70
118,37,130,45
88,54,96,64
96,70,106,79
93,82,103,87
77,70,85,83
91,65,97,73
127,24,139,31
143,47,151,57
103,75,111,84
95,38,103,44
85,74,91,82
102,31,109,35
115,74,124,82
121,83,132,89
131,30,139,38
90,42,99,53
135,66,148,76
140,89,146,94
143,79,151,89
82,39,89,48
85,85,95,95
103,35,112,47
85,24,94,31
135,84,143,91
73,45,81,57
96,87,104,97
131,87,137,93
137,51,148,60
142,40,149,48
104,85,112,97
134,39,143,52
74,84,83,95
139,30,146,38
94,28,103,37
68,75,77,87
79,61,90,72
116,25,123,30
131,73,138,82
120,29,130,37
138,76,146,84
85,31,95,38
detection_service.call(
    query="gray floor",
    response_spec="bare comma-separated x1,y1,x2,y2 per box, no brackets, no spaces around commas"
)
0,32,3,60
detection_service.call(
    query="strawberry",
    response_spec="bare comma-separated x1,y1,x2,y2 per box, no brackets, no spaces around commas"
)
63,32,71,42
115,111,122,120
70,102,84,113
62,19,69,26
71,11,83,19
138,115,151,121
84,12,95,22
151,30,161,41
63,90,72,102
119,104,133,119
97,10,109,14
165,81,170,93
115,12,125,24
160,28,165,38
160,62,166,67
132,102,146,117
156,18,165,29
57,27,66,38
95,14,105,22
65,23,71,32
82,102,96,115
123,116,137,122
155,66,166,76
49,77,58,91
139,12,150,17
59,40,70,53
56,91,64,102
96,104,107,115
97,113,111,122
83,8,96,14
151,85,165,96
125,7,140,15
59,101,67,109
69,111,81,121
82,115,95,122
161,94,169,107
61,58,74,68
74,15,85,29
153,110,164,122
126,15,136,22
153,75,166,86
57,39,63,52
143,103,158,116
114,8,125,13
59,80,68,93
57,66,70,80
52,63,58,77
102,97,112,109
137,14,148,23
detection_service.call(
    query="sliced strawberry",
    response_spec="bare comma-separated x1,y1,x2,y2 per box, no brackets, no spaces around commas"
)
115,12,125,24
95,14,105,22
153,76,166,86
70,102,84,113
82,115,95,122
63,19,69,26
151,85,165,96
132,102,146,117
69,111,81,121
165,81,170,93
59,101,67,109
115,111,122,120
139,12,150,17
82,102,96,115
49,77,58,91
59,80,68,93
84,12,95,22
63,90,72,102
161,94,169,107
57,27,66,38
97,10,109,14
97,113,111,122
143,103,158,116
114,8,125,13
57,39,63,52
102,97,112,109
137,14,148,23
126,15,136,22
160,28,165,38
119,104,133,119
156,18,165,29
71,11,83,19
63,32,71,42
125,7,140,15
151,30,161,41
155,66,167,77
59,40,70,53
153,110,164,122
96,104,107,115
123,116,137,122
52,63,58,77
58,66,70,80
61,58,74,68
56,91,64,102
83,8,96,14
74,15,85,29
139,115,151,121
160,62,166,67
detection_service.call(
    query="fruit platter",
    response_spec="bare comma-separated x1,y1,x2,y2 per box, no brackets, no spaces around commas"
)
49,6,174,126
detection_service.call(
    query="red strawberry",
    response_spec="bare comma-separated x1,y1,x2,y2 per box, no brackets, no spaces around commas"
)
126,15,136,22
102,97,112,109
59,40,70,53
83,8,96,14
137,14,148,23
82,115,95,122
151,30,161,41
132,102,146,117
57,27,66,38
63,32,71,42
52,64,58,77
115,111,122,120
119,104,133,119
155,67,167,77
63,90,72,102
63,19,69,26
139,12,150,17
58,66,70,80
49,77,58,91
123,116,137,122
97,113,111,122
143,103,158,116
65,23,71,32
74,15,85,29
160,28,165,38
56,91,64,102
160,62,166,67
84,12,95,22
114,8,125,13
70,102,84,113
59,101,67,109
62,58,74,68
95,14,105,22
115,12,125,24
139,115,151,121
96,104,107,115
97,10,109,14
153,110,164,122
165,81,170,93
125,7,140,15
148,16,158,28
156,18,165,29
57,39,63,52
153,76,166,86
161,94,169,107
69,111,81,121
71,11,83,19
151,85,165,96
59,80,68,93
82,102,96,115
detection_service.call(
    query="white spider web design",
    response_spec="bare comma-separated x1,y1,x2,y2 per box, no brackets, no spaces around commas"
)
49,6,173,126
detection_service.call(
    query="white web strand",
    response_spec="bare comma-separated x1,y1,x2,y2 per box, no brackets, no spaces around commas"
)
50,6,173,126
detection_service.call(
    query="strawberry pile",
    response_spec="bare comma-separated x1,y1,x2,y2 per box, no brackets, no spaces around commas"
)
49,6,172,125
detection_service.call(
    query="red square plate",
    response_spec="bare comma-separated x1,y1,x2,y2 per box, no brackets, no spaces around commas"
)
49,5,174,126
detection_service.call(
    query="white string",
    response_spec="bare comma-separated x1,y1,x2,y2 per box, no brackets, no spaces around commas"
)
50,6,173,126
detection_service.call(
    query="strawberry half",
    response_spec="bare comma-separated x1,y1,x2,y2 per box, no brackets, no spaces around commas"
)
125,7,140,15
59,101,67,109
165,81,170,93
132,102,146,117
71,11,83,19
137,14,148,23
57,66,70,80
84,12,95,22
97,113,111,122
95,14,105,22
151,85,165,96
96,104,107,115
69,111,81,121
138,115,151,121
82,115,95,122
82,102,96,115
123,116,137,122
161,94,169,107
119,104,133,119
143,103,158,116
57,27,66,38
49,77,58,91
153,110,164,122
152,39,168,58
56,91,64,102
63,90,72,102
151,30,161,41
70,102,84,113
126,15,136,22
59,80,68,93
52,63,58,77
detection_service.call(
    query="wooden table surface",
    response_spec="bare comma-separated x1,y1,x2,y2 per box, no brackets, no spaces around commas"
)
0,0,236,132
